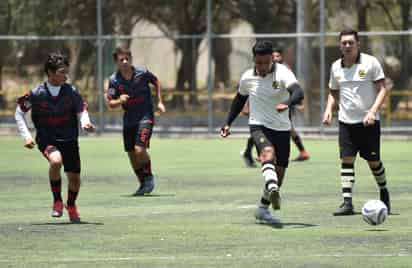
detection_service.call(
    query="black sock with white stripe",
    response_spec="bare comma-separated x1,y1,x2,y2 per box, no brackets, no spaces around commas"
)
261,161,278,191
371,161,387,189
341,163,355,204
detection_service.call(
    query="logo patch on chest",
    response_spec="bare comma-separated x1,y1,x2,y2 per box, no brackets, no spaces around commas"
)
358,69,366,78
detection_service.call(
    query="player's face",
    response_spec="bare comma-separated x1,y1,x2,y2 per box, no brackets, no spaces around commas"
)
116,53,132,72
48,66,68,86
340,34,360,58
272,52,283,63
254,54,273,76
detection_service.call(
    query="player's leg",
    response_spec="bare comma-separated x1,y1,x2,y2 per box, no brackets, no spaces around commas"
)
124,125,146,195
130,118,154,195
61,140,81,223
241,136,256,167
334,122,358,216
42,144,64,218
290,126,309,161
360,121,390,213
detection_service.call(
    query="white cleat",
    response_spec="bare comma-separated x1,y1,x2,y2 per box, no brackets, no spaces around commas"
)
254,206,280,224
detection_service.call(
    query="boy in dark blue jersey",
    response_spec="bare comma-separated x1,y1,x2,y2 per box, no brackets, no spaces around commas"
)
15,52,95,223
106,46,165,196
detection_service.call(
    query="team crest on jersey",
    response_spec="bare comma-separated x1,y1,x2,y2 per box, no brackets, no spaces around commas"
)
272,81,279,89
358,69,366,78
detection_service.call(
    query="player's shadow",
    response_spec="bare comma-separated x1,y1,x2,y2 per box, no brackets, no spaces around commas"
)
258,221,318,229
122,194,176,198
31,221,104,226
366,228,388,232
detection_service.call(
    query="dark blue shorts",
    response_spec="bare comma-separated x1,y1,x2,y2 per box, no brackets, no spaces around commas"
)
123,118,154,152
37,138,81,173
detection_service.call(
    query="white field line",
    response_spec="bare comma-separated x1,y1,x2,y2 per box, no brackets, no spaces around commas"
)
0,254,410,263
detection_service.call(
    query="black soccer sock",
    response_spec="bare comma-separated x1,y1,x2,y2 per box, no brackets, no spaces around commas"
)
67,190,78,206
341,163,355,203
134,169,145,184
292,134,305,152
50,179,62,202
245,136,254,155
134,160,153,183
371,162,387,189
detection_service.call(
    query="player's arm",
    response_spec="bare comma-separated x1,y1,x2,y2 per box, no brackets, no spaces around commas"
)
363,79,387,126
277,83,304,112
322,89,339,125
151,77,165,113
15,96,35,149
105,81,128,109
77,103,95,132
220,93,248,137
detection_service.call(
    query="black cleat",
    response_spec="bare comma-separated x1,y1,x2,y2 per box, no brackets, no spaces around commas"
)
144,176,155,194
380,188,391,214
133,183,146,196
333,202,354,216
241,151,256,168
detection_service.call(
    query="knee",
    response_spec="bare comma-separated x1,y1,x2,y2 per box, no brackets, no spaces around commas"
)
134,146,147,157
260,146,274,162
49,155,62,169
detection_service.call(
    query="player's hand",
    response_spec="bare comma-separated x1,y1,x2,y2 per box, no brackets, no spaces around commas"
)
220,125,231,138
24,138,35,149
276,103,289,112
363,111,376,126
83,123,96,132
322,110,333,125
157,102,166,113
119,94,130,104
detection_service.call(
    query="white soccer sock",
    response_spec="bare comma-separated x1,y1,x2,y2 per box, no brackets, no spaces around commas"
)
261,162,278,191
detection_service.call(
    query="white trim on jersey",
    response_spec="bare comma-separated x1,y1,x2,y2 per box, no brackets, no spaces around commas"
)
328,53,385,124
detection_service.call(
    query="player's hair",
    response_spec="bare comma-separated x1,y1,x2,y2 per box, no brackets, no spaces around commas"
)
44,52,69,76
339,28,359,41
273,48,283,54
113,46,132,61
252,40,274,57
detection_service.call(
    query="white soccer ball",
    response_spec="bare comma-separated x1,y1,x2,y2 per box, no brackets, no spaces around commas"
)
361,200,388,225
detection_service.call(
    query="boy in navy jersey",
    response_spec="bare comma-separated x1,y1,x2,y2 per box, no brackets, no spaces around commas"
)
106,46,165,196
15,52,95,223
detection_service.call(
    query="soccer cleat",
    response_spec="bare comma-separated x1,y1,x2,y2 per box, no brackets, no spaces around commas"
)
333,201,354,216
51,200,63,217
293,151,310,161
254,206,280,224
269,187,281,210
65,205,81,223
241,150,256,168
133,183,146,196
143,176,154,194
380,188,391,214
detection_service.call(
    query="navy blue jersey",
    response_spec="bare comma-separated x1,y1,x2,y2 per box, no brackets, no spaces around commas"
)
17,82,86,142
107,66,157,127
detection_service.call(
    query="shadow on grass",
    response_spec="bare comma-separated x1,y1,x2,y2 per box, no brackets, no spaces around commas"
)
365,228,389,232
31,221,104,226
257,221,318,229
121,194,176,198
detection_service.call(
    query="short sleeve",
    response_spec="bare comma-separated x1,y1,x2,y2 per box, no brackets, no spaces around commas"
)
71,87,87,114
106,79,120,100
281,66,298,89
16,92,33,112
145,70,158,84
328,65,339,90
371,57,385,82
238,72,249,96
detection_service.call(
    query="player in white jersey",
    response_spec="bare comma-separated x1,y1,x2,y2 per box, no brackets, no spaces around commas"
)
220,40,304,224
323,29,391,216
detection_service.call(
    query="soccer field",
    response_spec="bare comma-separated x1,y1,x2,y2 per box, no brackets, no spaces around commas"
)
0,136,411,267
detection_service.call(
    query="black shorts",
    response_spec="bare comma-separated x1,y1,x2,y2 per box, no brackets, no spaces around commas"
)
250,125,290,168
339,121,381,161
123,118,154,152
36,138,81,173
